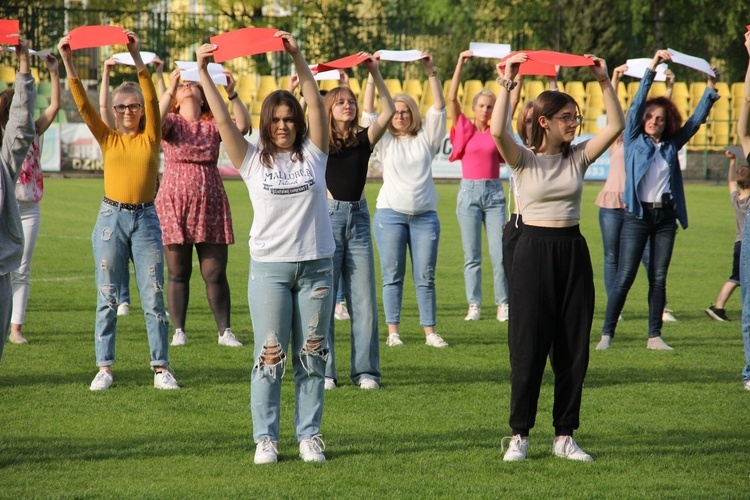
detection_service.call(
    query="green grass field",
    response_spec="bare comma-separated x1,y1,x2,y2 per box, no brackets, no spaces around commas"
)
1,178,748,498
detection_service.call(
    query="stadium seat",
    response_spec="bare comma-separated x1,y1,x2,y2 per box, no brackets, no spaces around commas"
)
484,79,500,96
37,81,52,97
347,77,361,98
462,79,485,105
384,78,403,96
731,82,745,102
627,81,641,102
0,65,16,85
238,74,257,94
564,81,585,97
251,114,260,129
671,81,689,101
689,82,707,103
258,75,278,92
688,123,710,150
441,79,461,102
584,107,604,134
649,81,667,98
524,80,545,101
403,79,423,101
319,79,339,92
710,120,731,148
277,75,291,92
462,103,474,120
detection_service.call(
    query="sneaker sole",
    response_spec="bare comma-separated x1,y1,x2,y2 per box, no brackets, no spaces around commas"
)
705,309,727,322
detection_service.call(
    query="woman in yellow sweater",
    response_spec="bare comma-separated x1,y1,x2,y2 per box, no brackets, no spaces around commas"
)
58,30,178,391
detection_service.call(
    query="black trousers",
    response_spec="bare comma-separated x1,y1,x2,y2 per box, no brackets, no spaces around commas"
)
502,213,524,286
507,225,594,437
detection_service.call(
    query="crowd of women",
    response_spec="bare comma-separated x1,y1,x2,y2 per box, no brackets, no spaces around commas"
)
2,26,750,465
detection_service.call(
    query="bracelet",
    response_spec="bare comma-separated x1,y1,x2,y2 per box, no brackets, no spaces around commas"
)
227,92,239,101
427,71,437,78
496,77,518,92
366,81,374,86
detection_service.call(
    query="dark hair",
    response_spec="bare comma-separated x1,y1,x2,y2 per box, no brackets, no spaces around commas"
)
737,166,750,190
528,90,580,158
323,86,361,154
0,88,14,138
642,96,682,141
516,100,534,146
259,90,307,168
169,84,213,120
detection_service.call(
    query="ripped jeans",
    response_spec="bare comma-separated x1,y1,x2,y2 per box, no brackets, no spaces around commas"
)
249,257,333,442
373,209,440,326
92,201,169,368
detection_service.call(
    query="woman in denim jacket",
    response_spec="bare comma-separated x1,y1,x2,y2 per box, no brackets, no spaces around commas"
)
597,49,720,351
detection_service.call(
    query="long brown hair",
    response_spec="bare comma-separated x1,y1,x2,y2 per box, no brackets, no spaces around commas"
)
259,90,307,168
528,90,580,158
516,100,534,146
324,86,361,154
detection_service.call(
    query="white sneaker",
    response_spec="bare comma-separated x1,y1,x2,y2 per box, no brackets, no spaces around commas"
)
425,333,448,348
334,302,350,321
501,435,528,462
90,370,113,391
299,435,326,462
358,378,380,390
254,437,278,464
218,328,243,347
171,328,187,346
386,333,404,347
662,308,677,322
595,335,612,350
497,303,509,322
552,435,593,461
117,302,130,316
324,377,337,390
154,370,180,390
647,336,674,351
464,304,480,321
744,380,750,391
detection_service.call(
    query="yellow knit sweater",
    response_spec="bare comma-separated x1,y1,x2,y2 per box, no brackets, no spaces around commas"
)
69,69,161,204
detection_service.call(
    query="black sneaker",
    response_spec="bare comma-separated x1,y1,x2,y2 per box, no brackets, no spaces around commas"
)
706,305,729,322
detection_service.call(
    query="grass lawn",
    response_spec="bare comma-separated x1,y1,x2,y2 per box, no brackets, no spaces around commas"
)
1,178,748,498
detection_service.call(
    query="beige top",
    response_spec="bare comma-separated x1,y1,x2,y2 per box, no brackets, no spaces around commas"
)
511,141,592,223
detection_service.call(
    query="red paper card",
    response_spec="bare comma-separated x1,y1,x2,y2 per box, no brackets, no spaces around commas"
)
500,51,557,77
68,25,129,50
526,50,594,67
0,20,20,46
210,28,284,63
315,53,369,72
747,24,750,31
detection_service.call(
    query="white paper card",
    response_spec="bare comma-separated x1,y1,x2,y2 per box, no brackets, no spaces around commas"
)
667,48,715,77
313,69,340,81
377,49,423,62
624,58,668,82
112,51,157,66
469,42,511,59
176,61,227,86
1,46,52,58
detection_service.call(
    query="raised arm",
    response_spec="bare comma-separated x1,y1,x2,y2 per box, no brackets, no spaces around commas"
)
196,44,247,168
98,57,116,129
423,53,445,111
152,56,167,96
583,55,625,161
740,32,750,157
277,31,328,154
126,32,160,142
363,54,395,146
159,68,180,127
225,71,251,135
1,35,35,182
625,50,670,144
726,150,738,194
448,50,471,121
490,54,527,166
664,69,675,100
35,54,61,135
610,64,626,91
547,65,560,91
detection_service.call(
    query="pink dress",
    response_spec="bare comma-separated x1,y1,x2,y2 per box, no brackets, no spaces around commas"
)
156,113,234,245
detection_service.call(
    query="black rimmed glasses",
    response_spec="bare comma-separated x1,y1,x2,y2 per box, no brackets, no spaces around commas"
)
394,110,411,117
113,103,143,114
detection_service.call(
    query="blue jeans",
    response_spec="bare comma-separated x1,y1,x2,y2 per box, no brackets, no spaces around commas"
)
249,258,333,442
602,205,677,338
91,202,169,367
335,275,346,304
456,179,508,307
739,213,750,381
599,207,651,298
326,200,381,384
373,209,440,327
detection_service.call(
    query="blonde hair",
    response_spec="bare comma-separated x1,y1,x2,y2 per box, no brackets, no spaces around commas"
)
112,81,146,132
323,87,362,153
389,94,422,137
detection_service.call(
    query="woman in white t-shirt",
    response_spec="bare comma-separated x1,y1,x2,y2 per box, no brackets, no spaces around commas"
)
365,52,448,349
197,32,333,465
490,52,624,463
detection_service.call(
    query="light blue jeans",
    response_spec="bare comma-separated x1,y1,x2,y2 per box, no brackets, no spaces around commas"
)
92,201,169,367
326,200,381,385
739,212,750,382
456,179,508,307
249,258,333,442
373,208,440,327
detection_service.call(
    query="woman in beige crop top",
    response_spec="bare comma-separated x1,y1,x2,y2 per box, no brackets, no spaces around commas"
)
489,52,624,463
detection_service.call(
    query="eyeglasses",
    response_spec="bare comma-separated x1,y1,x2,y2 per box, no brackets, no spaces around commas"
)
394,110,411,117
177,82,199,89
113,103,143,114
334,99,357,108
550,114,582,126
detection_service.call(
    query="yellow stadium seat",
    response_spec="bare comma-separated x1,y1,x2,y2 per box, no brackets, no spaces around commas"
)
239,74,257,93
251,114,261,129
258,75,278,92
710,107,730,121
462,103,474,120
462,79,485,105
523,80,545,101
255,87,276,102
672,96,690,120
441,79,460,102
485,79,500,96
384,78,402,96
347,77,361,98
31,67,39,82
319,79,339,92
689,82,707,102
688,123,710,150
731,82,745,101
627,81,641,102
555,81,565,93
565,81,585,98
445,117,452,133
403,79,423,99
649,82,667,98
277,76,291,92
584,107,604,133
670,81,689,100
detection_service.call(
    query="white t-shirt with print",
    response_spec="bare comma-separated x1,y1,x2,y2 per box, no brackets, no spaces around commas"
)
239,138,334,262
